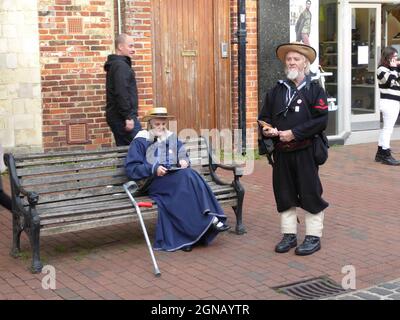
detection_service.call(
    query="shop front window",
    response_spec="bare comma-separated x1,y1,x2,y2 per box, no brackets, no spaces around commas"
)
319,0,338,136
350,8,376,116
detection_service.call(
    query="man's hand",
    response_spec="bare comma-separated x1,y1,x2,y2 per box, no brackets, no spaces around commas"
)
125,119,134,132
156,165,168,177
262,127,279,138
278,130,295,142
179,160,189,168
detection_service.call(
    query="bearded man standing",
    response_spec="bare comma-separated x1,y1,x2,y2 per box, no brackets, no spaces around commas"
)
258,42,329,256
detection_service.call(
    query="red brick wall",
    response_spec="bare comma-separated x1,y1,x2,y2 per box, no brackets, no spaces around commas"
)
39,0,114,151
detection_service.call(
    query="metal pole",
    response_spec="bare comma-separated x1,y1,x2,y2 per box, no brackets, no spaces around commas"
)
117,0,122,34
237,0,247,155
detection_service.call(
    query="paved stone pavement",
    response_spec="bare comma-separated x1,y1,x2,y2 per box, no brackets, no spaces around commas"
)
0,141,399,300
328,277,400,300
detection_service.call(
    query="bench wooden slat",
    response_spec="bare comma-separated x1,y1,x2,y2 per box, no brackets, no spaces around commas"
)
15,152,128,168
40,212,157,236
17,155,209,177
39,198,139,217
23,176,129,194
24,185,125,204
35,193,129,210
41,207,158,226
16,158,124,176
13,146,129,161
20,168,127,186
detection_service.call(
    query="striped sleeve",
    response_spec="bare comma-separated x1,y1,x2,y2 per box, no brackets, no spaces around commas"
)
377,66,400,101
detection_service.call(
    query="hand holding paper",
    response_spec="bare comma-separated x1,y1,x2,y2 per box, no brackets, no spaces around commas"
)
258,120,279,137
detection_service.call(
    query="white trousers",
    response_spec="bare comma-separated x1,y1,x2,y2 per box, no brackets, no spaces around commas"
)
281,207,325,238
378,99,400,150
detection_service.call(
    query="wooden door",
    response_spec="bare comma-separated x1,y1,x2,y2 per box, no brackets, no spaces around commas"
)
152,0,231,133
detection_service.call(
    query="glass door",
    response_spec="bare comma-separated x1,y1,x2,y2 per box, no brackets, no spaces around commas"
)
350,4,381,130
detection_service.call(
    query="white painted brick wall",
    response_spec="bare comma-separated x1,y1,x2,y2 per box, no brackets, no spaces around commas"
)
0,0,42,151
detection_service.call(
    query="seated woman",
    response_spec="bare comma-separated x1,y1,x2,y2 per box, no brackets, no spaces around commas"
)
124,107,230,252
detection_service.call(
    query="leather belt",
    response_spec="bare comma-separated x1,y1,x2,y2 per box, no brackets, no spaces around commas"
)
275,139,312,152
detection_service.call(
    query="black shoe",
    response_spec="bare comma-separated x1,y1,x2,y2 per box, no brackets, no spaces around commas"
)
181,245,192,252
380,149,400,166
211,222,231,233
295,236,321,256
275,234,297,253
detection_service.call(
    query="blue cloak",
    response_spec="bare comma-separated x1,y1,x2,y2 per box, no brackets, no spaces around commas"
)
124,131,227,251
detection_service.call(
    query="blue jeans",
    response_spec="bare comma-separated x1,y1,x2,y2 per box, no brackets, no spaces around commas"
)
108,117,142,146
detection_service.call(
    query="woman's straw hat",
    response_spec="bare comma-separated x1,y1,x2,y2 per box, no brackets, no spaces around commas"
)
142,107,175,121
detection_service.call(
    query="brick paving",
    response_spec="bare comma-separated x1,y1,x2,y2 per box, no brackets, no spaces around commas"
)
0,141,399,300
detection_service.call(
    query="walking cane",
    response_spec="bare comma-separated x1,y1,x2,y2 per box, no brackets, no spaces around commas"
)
123,181,161,277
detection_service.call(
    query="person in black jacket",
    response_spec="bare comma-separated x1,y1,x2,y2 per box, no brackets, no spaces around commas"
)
104,34,142,146
258,42,329,256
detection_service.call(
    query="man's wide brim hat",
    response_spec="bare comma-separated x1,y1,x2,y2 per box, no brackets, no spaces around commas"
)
142,107,175,121
276,42,317,64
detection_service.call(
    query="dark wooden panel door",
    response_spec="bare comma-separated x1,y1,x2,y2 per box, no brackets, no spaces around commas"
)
152,0,231,133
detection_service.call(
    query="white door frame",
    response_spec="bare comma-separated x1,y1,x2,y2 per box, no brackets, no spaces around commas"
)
347,3,381,126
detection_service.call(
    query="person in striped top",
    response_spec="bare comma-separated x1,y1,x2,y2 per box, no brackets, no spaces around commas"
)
376,46,400,166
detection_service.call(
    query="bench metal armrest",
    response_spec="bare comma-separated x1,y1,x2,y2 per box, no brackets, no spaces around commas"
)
209,156,243,185
212,163,243,177
4,153,39,207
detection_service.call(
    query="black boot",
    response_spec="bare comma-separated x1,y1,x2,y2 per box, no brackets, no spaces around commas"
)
375,146,384,162
380,149,400,166
275,234,297,253
295,236,321,256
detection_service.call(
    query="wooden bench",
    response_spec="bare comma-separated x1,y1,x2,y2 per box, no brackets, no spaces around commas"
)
4,136,245,273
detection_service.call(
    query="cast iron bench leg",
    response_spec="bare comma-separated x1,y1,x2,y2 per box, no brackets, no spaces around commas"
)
232,180,246,235
10,214,23,257
29,215,43,273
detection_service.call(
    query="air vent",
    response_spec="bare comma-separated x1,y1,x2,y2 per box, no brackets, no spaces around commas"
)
68,18,83,33
273,276,351,300
66,121,89,144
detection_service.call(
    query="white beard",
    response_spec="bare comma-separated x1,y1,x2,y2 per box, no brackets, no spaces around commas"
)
286,69,300,81
150,128,172,141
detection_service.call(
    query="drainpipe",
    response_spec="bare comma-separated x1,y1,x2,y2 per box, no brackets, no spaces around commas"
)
117,0,122,34
237,0,247,155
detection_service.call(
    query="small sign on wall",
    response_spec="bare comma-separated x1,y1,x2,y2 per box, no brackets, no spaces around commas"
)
357,45,369,65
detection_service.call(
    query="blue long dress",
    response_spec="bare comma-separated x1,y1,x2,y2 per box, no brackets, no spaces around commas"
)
124,130,227,251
